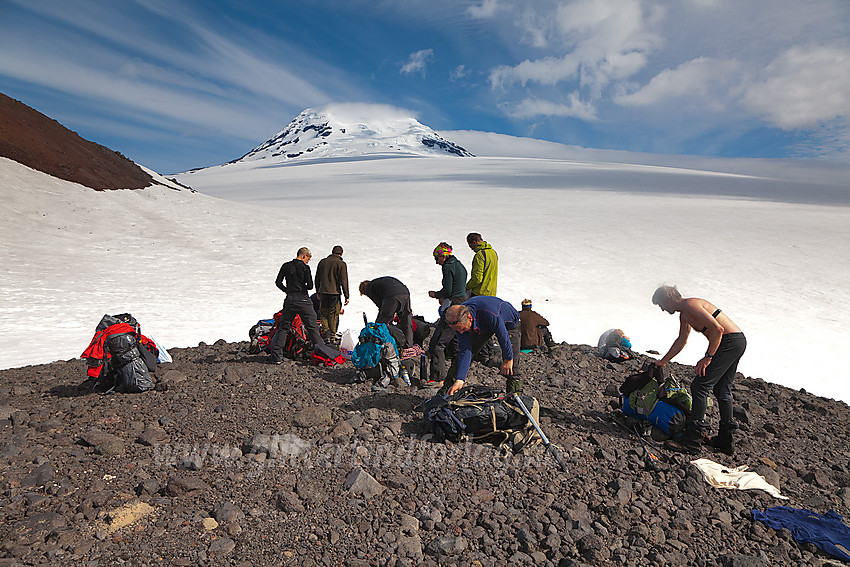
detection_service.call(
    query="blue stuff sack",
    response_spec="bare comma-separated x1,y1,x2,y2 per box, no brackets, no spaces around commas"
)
622,395,687,436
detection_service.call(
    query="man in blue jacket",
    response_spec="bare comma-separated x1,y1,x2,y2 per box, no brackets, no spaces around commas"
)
442,296,522,396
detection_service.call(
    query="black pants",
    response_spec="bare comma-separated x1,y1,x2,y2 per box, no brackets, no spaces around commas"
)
376,294,413,348
445,326,522,395
691,332,746,425
270,294,325,361
428,318,457,382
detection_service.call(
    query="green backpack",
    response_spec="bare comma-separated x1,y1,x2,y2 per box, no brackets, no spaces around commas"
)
624,364,692,416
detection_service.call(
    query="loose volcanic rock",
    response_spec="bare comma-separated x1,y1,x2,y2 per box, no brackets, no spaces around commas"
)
208,536,236,557
136,425,170,446
212,501,243,523
344,468,384,498
21,462,55,488
293,405,333,428
163,475,211,497
0,339,847,566
425,535,468,556
79,428,126,456
273,491,305,514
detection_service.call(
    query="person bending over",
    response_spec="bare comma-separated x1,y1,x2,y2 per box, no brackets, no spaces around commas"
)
652,285,746,455
442,296,522,396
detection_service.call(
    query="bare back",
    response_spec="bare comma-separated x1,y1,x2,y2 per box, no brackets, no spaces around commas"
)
680,298,741,336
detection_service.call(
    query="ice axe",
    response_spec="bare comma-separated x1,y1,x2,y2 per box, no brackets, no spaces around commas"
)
511,393,569,473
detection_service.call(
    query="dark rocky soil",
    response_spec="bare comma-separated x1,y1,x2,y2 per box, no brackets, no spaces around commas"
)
0,92,153,190
1,338,849,567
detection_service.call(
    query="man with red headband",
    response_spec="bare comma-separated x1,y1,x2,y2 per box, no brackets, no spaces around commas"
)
425,242,467,386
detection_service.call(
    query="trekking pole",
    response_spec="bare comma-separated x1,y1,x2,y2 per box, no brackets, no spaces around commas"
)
610,414,662,472
632,423,661,472
362,312,368,327
511,393,569,473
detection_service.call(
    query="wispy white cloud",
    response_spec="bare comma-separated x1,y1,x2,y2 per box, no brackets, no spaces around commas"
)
319,102,419,124
480,0,850,159
489,0,663,97
450,65,469,81
0,0,364,144
615,57,741,108
400,49,435,76
2,0,849,166
505,94,597,121
742,45,850,130
467,0,501,19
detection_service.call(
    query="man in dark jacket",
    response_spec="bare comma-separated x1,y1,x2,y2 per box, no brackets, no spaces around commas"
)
315,245,350,342
270,247,325,362
442,296,522,396
426,242,468,385
360,276,413,348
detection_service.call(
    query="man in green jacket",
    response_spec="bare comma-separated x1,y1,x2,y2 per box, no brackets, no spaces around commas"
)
465,232,498,297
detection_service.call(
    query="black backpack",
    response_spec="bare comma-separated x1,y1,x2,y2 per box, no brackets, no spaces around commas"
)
248,315,277,354
84,313,157,393
423,385,541,451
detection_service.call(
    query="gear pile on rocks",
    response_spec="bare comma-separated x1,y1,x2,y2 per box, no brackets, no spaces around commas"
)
1,339,848,566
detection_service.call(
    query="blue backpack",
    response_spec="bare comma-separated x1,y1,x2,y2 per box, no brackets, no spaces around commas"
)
350,323,397,370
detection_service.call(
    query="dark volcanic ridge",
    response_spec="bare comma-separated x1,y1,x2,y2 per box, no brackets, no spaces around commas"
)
1,337,848,566
0,92,153,191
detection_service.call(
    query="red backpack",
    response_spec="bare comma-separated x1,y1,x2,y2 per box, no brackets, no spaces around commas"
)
278,313,310,359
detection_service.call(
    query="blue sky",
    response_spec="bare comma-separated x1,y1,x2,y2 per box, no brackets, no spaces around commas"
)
1,0,849,173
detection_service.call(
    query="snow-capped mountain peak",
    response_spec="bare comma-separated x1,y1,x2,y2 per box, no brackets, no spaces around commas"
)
233,103,473,163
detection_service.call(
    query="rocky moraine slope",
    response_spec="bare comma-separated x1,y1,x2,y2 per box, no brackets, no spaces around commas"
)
1,337,849,567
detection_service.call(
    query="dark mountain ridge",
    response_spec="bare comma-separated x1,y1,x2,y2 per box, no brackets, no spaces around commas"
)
0,92,153,191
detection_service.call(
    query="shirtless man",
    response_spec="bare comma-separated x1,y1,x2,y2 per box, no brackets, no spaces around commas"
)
652,285,747,455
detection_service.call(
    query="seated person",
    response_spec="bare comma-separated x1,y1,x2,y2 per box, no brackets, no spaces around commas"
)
519,298,557,351
598,328,634,361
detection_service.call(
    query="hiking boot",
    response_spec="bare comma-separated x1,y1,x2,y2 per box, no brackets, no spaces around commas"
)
372,375,391,391
420,379,443,389
664,438,701,455
709,419,738,456
664,421,705,455
349,370,368,384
